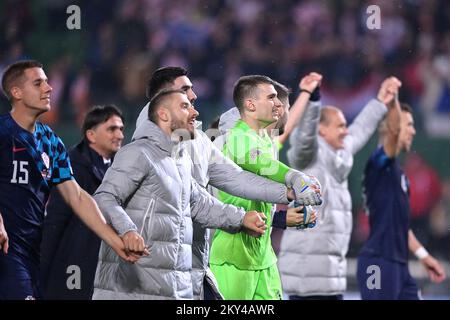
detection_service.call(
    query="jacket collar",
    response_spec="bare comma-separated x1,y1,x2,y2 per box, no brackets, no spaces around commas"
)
318,136,353,183
132,119,180,154
71,140,110,182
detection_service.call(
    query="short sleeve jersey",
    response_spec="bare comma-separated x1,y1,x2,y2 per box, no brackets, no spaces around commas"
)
0,113,73,264
360,146,410,263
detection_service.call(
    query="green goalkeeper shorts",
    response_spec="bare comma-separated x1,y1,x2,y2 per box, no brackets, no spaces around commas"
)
210,262,282,300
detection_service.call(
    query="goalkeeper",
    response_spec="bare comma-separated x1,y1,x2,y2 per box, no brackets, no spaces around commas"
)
209,75,322,300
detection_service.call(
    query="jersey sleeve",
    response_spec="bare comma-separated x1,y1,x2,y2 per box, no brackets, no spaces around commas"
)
50,133,74,185
225,130,290,183
370,146,393,170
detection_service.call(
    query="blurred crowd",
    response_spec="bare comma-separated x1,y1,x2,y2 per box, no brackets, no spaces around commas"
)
1,0,449,123
0,0,449,259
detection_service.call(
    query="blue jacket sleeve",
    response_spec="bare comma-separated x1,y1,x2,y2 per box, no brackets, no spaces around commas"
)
272,210,287,229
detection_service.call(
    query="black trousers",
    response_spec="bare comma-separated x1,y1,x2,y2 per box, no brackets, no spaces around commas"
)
203,279,223,300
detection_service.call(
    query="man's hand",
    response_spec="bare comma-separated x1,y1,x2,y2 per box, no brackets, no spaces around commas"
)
287,203,317,229
0,212,9,254
105,231,140,263
242,211,267,237
299,72,323,93
285,169,322,206
286,188,296,201
121,230,150,259
377,76,402,107
421,255,446,283
305,207,317,226
286,206,304,227
305,207,317,228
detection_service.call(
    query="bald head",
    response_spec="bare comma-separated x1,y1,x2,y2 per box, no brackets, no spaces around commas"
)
318,106,348,150
320,106,342,125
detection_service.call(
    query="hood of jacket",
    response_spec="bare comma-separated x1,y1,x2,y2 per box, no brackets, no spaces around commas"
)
132,119,179,154
218,107,240,135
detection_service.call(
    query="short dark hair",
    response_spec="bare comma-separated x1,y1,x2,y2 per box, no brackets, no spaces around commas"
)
146,66,188,100
82,105,124,140
401,103,413,114
1,60,43,101
272,80,290,105
148,88,187,123
233,75,274,112
378,101,414,135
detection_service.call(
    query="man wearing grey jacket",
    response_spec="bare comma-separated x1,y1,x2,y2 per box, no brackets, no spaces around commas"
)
134,67,321,299
93,90,267,300
277,75,402,299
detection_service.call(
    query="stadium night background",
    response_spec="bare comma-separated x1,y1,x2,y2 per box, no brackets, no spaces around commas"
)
0,0,449,300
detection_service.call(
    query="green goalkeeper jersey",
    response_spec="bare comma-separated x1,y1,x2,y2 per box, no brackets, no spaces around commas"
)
210,120,291,270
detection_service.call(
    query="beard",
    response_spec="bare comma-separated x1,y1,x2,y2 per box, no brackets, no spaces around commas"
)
171,121,195,141
274,113,287,135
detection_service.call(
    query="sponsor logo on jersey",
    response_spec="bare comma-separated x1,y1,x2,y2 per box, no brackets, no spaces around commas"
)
12,146,27,153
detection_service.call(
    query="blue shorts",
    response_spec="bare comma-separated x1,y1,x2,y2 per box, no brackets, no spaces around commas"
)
357,254,419,300
0,252,41,300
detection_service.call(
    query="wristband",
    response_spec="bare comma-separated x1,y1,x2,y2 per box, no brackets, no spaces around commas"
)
414,247,429,260
299,89,312,95
310,86,321,102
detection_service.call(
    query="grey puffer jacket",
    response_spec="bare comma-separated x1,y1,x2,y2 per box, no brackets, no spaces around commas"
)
135,104,290,299
93,120,246,300
278,99,387,297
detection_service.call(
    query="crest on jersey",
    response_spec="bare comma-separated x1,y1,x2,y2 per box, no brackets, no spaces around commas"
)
401,174,408,194
41,152,50,169
249,148,262,161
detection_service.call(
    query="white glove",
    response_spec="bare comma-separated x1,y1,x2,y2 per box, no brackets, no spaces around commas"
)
285,169,322,206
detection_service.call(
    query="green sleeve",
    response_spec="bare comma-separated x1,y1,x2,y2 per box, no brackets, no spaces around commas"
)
276,139,283,151
241,151,290,183
225,131,289,183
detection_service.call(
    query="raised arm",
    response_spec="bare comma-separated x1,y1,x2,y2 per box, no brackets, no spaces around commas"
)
279,72,322,145
346,77,401,155
287,101,321,170
286,73,323,170
378,78,402,157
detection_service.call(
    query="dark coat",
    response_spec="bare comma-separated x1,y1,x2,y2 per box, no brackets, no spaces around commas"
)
40,140,109,299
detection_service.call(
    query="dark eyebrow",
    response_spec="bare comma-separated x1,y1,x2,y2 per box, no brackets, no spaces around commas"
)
108,124,124,130
32,78,48,85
